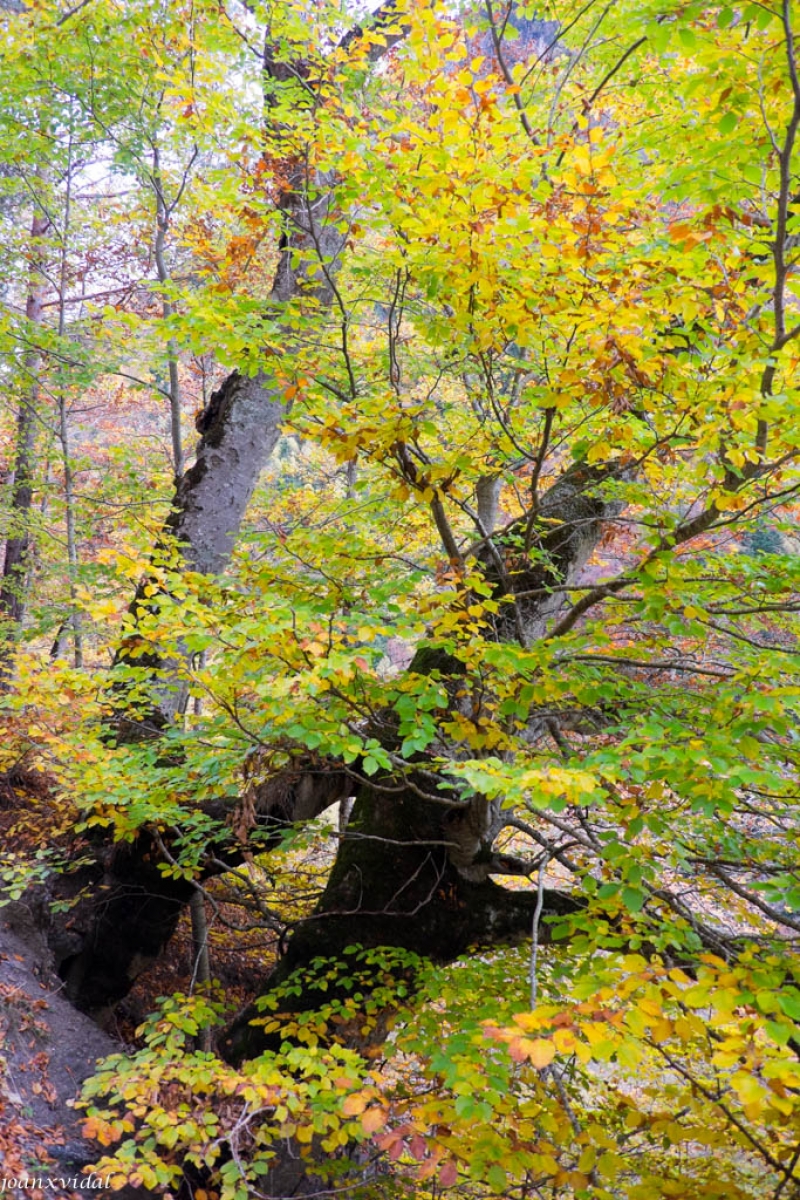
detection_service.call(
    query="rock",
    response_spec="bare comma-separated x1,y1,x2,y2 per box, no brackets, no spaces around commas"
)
0,913,155,1198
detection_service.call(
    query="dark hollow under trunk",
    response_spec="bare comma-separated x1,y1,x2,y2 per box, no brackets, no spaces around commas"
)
53,767,353,1015
57,835,196,1018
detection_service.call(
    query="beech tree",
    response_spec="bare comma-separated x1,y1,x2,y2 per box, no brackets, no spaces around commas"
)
1,0,799,1198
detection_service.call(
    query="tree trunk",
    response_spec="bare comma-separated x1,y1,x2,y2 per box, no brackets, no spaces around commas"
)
0,209,49,668
220,776,582,1065
151,139,187,483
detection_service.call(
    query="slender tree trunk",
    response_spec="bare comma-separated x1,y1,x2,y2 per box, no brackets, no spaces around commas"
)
189,891,211,988
55,126,83,667
152,140,186,482
189,890,212,1052
189,660,212,1052
0,208,49,672
57,393,83,667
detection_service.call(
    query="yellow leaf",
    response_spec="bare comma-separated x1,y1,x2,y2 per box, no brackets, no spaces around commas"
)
526,1038,556,1069
572,146,592,176
730,1071,767,1108
552,1027,577,1053
578,1147,596,1172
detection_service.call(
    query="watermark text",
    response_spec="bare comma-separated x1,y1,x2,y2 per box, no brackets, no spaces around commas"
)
0,1177,111,1192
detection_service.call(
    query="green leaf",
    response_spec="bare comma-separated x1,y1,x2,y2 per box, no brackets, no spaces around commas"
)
486,1165,508,1193
622,887,646,913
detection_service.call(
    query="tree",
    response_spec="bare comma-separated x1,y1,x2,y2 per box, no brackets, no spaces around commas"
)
2,0,800,1197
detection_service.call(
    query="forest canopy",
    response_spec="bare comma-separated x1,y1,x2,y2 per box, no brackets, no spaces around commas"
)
0,0,799,1197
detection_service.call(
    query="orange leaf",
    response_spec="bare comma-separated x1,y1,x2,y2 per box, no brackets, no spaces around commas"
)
409,1135,427,1160
508,1036,527,1062
362,1105,388,1134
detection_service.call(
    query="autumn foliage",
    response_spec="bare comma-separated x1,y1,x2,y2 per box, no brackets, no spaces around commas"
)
0,0,799,1198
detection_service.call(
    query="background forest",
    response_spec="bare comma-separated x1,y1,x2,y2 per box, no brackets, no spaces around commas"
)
0,0,799,1198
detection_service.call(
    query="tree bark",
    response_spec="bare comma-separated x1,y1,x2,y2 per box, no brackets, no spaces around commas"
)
56,838,197,1019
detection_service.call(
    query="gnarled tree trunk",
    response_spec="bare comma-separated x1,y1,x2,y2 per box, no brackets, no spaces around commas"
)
220,774,583,1066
